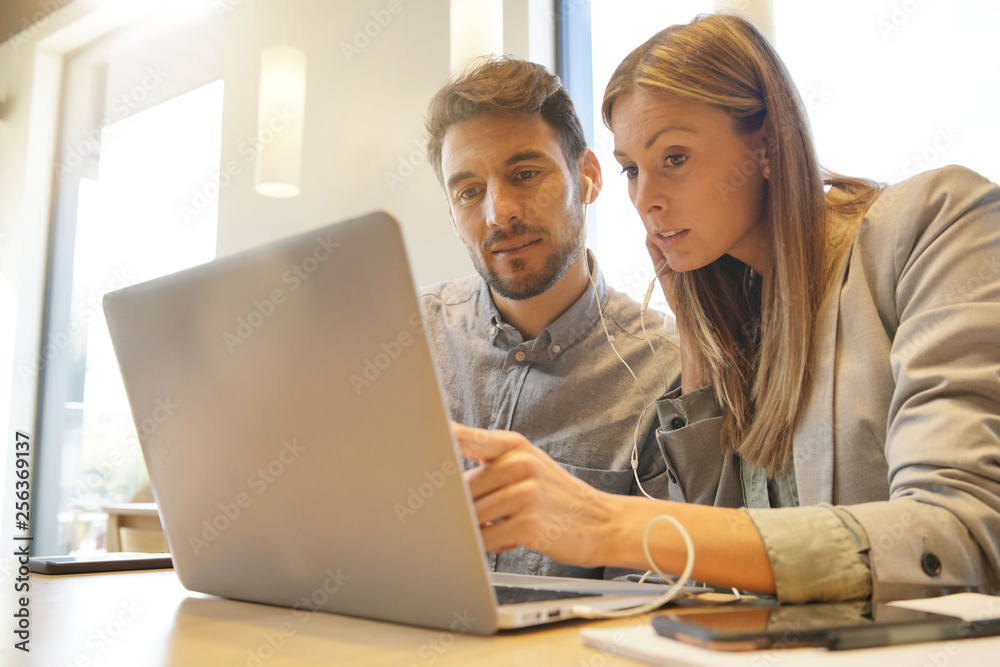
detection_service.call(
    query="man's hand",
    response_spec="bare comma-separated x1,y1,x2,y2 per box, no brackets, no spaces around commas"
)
453,423,617,568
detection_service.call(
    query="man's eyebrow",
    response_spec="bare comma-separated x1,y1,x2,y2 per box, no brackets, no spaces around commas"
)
446,150,553,189
446,170,476,191
504,150,549,167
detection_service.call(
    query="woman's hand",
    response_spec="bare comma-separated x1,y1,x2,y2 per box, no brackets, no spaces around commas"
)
645,233,677,314
452,423,619,568
452,422,776,593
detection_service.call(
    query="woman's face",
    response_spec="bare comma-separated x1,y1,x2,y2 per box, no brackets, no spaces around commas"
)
611,89,771,274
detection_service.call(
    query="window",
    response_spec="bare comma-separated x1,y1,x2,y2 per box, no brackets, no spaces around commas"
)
563,0,999,310
35,5,224,555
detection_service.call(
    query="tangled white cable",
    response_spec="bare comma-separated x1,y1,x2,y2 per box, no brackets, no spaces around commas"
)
569,513,695,619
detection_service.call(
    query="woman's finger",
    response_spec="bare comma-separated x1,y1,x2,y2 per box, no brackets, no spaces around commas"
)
452,422,527,463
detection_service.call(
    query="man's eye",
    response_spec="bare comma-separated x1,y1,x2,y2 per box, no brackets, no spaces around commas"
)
514,170,538,182
666,154,688,168
458,186,481,200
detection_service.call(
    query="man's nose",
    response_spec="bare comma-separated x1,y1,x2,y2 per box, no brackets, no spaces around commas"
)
484,182,522,228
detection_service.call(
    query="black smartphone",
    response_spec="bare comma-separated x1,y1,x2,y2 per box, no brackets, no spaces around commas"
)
28,552,172,575
652,601,1000,651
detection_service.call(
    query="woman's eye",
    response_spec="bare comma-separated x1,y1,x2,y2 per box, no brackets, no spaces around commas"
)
619,164,638,180
666,154,688,168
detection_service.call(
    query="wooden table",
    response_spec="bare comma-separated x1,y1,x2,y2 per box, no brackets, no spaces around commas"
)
0,562,659,666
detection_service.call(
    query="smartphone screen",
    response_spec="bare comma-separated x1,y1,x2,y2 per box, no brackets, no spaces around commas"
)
651,601,989,651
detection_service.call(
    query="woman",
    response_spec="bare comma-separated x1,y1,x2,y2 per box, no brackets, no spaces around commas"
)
453,13,1000,603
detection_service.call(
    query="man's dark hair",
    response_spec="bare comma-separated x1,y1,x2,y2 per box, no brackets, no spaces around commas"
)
425,56,588,186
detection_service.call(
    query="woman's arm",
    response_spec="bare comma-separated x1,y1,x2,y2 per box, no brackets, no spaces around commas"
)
454,423,775,593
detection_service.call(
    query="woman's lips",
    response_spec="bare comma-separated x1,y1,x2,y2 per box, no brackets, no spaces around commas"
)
651,229,689,250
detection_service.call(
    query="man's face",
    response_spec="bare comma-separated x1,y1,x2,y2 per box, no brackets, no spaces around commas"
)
440,112,585,301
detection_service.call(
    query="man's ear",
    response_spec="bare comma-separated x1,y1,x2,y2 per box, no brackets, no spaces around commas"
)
578,149,603,204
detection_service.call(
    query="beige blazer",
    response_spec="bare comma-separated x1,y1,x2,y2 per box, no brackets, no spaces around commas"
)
657,165,1000,601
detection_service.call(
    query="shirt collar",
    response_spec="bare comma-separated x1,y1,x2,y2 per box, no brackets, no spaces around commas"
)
481,249,607,359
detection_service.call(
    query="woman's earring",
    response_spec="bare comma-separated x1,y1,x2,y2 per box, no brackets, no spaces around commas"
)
763,165,771,176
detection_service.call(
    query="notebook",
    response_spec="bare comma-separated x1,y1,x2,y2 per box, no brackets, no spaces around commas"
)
102,210,668,633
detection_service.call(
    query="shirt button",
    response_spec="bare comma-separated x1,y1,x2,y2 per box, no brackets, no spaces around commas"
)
670,417,685,430
515,350,526,362
552,344,561,354
489,326,498,336
921,552,942,577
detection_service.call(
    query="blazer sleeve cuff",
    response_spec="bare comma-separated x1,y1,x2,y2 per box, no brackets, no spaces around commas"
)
745,504,873,603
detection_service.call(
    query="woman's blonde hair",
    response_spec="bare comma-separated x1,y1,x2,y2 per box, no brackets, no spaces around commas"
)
602,14,882,475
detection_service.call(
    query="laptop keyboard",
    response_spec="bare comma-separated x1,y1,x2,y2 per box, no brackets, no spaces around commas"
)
493,585,594,606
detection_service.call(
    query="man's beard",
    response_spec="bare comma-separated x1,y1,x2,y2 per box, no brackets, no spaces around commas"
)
469,216,585,301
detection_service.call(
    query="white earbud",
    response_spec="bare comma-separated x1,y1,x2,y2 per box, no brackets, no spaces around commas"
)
583,176,594,204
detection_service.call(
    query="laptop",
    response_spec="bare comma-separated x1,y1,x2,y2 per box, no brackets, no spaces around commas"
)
103,211,670,633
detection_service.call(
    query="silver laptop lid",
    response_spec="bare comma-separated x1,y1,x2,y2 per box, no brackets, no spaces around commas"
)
104,211,500,633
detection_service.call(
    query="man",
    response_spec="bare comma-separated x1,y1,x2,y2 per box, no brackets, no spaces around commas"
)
420,57,681,578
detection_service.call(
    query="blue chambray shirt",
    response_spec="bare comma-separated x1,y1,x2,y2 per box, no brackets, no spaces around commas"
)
419,251,681,579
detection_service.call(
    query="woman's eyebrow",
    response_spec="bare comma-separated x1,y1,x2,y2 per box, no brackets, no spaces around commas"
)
644,125,695,149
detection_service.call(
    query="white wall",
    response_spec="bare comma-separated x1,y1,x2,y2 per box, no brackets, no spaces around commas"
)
216,0,473,287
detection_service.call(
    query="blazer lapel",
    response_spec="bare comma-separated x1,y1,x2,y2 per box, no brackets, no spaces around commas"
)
792,248,852,506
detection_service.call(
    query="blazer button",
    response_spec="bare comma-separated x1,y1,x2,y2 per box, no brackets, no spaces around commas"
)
921,552,942,577
670,417,685,430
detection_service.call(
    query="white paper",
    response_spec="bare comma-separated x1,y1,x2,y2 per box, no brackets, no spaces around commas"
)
888,593,1000,623
581,594,1000,667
